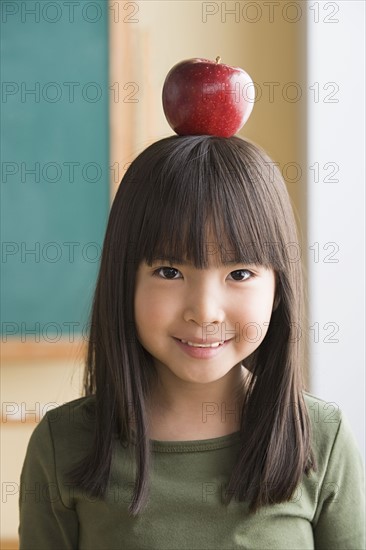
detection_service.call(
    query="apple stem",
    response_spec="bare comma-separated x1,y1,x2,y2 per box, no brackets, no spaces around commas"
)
215,56,221,64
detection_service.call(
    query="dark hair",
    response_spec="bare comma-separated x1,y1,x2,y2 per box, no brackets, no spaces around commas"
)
70,134,316,515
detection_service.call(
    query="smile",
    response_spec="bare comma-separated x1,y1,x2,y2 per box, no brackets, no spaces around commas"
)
179,339,224,348
173,337,232,360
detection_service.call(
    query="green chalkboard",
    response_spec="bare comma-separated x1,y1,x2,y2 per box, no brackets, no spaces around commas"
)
1,0,110,342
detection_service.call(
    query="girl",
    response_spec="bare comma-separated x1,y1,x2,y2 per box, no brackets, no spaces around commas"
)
19,135,365,549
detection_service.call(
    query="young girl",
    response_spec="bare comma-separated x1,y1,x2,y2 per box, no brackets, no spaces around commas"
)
19,135,365,549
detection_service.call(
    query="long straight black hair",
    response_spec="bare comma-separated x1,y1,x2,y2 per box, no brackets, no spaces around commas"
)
70,134,316,515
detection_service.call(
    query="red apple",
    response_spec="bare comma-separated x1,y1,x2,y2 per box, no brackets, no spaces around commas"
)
162,56,255,138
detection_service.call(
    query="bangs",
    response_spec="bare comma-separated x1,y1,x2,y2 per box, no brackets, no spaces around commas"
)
128,136,290,272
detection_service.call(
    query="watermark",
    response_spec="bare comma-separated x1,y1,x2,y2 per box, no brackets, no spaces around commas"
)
1,321,95,343
1,478,340,505
2,161,105,184
1,80,339,105
1,398,340,426
3,481,158,505
3,481,101,504
0,320,340,345
2,402,61,423
308,1,340,24
2,241,103,263
201,320,340,344
227,160,340,184
201,80,339,104
202,401,241,423
308,322,340,343
172,241,303,265
1,81,140,104
200,320,297,344
1,1,139,24
308,242,339,264
0,320,136,346
1,160,137,184
1,401,94,424
1,240,341,265
201,400,340,424
201,2,340,24
308,162,340,184
201,479,340,505
1,399,139,424
1,160,340,185
308,400,340,424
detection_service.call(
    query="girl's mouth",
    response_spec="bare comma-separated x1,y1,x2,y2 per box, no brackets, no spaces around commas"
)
173,337,232,359
179,339,225,348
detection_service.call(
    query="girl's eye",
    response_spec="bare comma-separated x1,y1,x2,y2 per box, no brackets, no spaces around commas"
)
152,267,255,281
153,267,181,279
229,269,254,282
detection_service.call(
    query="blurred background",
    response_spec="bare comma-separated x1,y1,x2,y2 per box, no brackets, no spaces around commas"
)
1,1,365,546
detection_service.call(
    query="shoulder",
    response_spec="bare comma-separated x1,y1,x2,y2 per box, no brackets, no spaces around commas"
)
302,389,342,425
45,395,96,428
301,392,365,541
26,395,96,467
302,389,342,444
302,390,363,472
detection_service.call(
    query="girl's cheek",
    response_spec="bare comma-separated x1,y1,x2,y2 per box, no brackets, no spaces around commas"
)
243,322,267,343
136,290,179,324
236,302,273,335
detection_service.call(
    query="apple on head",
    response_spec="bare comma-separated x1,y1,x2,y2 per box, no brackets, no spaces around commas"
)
162,56,255,138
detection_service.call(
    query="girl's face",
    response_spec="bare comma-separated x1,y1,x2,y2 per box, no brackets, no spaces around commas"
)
134,249,277,386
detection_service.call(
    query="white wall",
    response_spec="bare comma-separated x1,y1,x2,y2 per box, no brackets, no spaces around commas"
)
307,0,365,460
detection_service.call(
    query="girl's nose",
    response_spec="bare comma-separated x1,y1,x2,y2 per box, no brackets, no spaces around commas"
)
182,284,225,326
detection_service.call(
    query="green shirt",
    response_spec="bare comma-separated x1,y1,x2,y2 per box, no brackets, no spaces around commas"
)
18,391,365,549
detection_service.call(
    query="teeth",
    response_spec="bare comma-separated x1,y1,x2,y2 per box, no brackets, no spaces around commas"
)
180,339,224,348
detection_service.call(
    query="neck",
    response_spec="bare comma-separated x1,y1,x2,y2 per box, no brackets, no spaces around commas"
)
145,363,251,440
